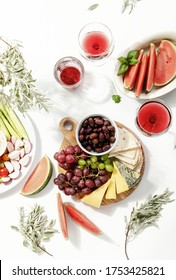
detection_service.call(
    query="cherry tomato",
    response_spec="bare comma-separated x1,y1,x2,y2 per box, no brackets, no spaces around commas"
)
0,167,9,177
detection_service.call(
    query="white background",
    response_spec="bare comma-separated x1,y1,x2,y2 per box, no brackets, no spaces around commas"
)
0,0,176,263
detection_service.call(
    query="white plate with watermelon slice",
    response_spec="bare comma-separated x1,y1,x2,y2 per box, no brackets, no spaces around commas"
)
114,31,176,99
0,112,36,194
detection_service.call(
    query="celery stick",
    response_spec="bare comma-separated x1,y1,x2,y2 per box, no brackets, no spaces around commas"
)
0,110,20,139
0,104,29,139
0,116,11,140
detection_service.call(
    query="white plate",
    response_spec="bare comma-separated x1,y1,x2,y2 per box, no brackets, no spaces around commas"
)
114,31,176,100
0,112,36,194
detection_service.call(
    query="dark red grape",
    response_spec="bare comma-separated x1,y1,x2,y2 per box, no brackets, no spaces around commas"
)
57,154,66,164
65,145,75,155
94,177,103,188
81,187,92,194
65,170,74,181
99,175,108,184
64,187,76,196
74,145,82,154
65,154,75,164
53,177,60,185
71,176,80,184
85,179,95,188
74,168,83,177
58,184,65,190
58,173,66,182
78,179,85,188
59,162,71,170
54,152,59,160
83,167,90,176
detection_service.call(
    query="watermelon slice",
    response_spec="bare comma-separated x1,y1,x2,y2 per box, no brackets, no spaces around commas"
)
145,43,157,92
154,40,176,86
64,203,102,235
21,155,52,195
124,49,144,90
57,193,68,240
135,53,149,97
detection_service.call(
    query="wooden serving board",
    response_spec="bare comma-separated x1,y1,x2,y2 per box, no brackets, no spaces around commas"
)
58,117,145,205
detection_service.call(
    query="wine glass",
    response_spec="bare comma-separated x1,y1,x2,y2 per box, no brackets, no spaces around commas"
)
135,99,172,136
78,22,114,65
54,56,84,90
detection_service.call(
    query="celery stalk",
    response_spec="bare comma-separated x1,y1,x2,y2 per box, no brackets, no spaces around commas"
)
0,110,20,139
0,116,11,140
0,103,29,139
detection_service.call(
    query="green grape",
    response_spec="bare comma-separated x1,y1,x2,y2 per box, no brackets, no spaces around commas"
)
78,159,86,166
105,163,114,173
78,165,84,170
90,155,98,163
91,163,97,169
104,158,111,164
101,154,109,162
98,163,105,170
86,159,91,166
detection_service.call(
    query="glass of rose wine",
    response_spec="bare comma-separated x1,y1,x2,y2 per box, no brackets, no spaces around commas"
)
54,56,84,90
136,100,172,136
78,22,114,65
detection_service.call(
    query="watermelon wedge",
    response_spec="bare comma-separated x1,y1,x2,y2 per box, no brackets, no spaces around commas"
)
21,155,52,195
135,53,149,97
145,43,157,92
154,40,176,86
124,49,144,90
64,203,102,235
57,193,68,240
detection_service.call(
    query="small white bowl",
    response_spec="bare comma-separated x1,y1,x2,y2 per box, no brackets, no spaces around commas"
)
76,114,118,156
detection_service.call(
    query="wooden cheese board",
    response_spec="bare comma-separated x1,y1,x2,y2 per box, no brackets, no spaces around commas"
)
58,117,145,206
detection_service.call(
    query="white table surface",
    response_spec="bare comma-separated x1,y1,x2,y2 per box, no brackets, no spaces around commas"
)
0,0,176,261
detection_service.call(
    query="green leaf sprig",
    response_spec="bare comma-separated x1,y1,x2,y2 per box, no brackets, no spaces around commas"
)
112,94,121,103
122,0,141,14
11,204,58,256
0,37,49,113
117,50,139,75
124,188,174,260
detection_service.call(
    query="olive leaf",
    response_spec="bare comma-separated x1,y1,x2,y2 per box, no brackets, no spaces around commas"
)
0,37,49,113
124,188,174,260
11,204,58,256
88,4,99,11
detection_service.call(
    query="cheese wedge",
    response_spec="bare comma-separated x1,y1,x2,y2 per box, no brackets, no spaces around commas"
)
105,173,116,199
113,163,129,194
81,179,111,208
110,127,141,153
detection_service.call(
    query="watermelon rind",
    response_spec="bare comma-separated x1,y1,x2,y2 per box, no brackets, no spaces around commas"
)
20,155,53,196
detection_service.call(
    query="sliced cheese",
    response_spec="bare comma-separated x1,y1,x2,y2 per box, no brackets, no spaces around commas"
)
105,173,116,199
115,148,139,166
81,179,111,208
110,127,141,153
118,148,138,159
113,163,129,194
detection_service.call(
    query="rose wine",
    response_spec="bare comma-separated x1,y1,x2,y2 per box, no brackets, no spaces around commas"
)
60,66,81,86
137,101,171,135
82,31,110,58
